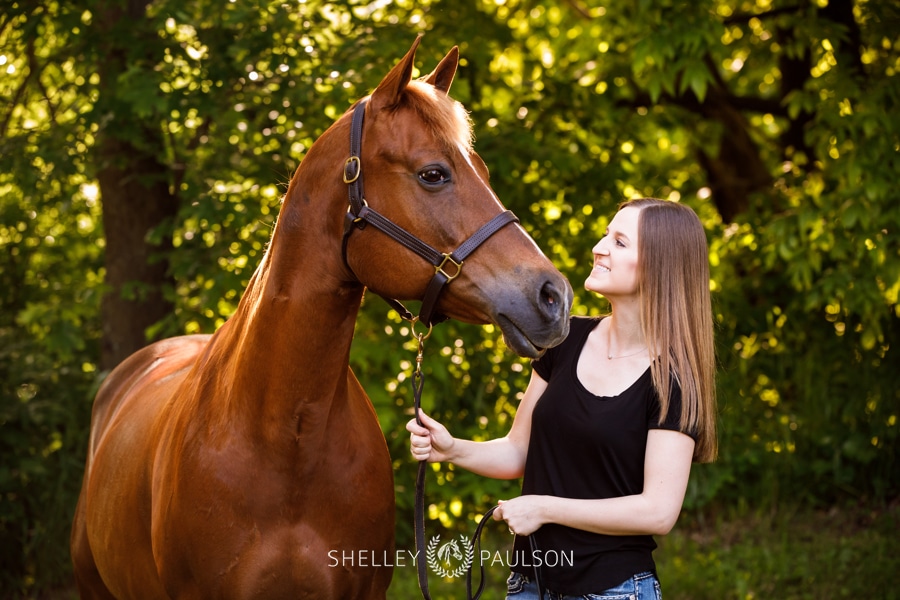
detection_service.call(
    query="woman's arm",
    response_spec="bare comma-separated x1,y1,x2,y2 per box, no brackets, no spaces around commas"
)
406,370,548,480
494,429,695,536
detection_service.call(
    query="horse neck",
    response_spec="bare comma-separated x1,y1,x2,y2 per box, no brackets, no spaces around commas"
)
200,121,363,444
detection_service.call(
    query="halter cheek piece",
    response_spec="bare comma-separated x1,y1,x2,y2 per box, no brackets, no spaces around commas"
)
340,98,519,327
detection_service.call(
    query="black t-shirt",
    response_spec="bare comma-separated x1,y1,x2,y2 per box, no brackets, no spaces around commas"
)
510,316,691,594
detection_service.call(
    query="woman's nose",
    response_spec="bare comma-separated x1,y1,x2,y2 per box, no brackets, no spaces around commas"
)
593,237,608,255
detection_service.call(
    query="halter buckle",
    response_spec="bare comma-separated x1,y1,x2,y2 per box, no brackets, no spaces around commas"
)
435,253,463,281
343,156,361,184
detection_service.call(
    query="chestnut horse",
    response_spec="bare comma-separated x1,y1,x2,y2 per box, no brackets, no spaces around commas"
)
71,37,572,599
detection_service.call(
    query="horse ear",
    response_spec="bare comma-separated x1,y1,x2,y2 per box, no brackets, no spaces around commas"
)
369,34,423,112
422,46,458,94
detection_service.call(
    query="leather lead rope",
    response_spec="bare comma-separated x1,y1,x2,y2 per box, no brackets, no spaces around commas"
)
465,507,546,600
413,329,544,600
465,505,498,599
411,331,432,599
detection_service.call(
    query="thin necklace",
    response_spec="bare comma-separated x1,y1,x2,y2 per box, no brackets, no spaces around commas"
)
607,331,646,360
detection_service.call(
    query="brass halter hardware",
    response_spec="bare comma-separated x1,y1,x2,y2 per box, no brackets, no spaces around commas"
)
435,253,463,281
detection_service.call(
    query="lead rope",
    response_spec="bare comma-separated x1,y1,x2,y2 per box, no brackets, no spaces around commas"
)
411,321,433,600
465,508,545,600
411,323,545,600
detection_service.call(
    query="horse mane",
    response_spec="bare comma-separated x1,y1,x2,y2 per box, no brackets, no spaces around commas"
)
398,79,474,154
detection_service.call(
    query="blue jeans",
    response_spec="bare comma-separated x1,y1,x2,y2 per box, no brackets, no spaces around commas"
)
506,571,662,600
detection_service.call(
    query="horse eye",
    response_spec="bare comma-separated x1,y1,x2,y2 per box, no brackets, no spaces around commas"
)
418,166,450,186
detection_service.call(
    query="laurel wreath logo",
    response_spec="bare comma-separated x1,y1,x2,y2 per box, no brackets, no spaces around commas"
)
425,534,474,578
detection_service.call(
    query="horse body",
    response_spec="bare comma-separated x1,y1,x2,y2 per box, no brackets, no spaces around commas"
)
72,37,571,599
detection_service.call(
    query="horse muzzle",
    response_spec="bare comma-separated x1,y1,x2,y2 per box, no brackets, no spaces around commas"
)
493,276,572,358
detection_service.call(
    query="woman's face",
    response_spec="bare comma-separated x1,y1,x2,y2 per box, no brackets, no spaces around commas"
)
584,206,641,298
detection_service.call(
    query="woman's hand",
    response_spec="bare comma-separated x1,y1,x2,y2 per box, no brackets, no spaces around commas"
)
406,410,455,463
492,496,549,537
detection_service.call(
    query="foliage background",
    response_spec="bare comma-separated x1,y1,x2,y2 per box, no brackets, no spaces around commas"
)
1,0,897,597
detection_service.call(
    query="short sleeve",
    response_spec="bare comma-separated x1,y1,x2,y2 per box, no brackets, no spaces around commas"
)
647,380,698,441
531,344,555,381
529,315,594,381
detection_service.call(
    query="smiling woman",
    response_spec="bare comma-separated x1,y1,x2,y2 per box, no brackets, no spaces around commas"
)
409,198,716,599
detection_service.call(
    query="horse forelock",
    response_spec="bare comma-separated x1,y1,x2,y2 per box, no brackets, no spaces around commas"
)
401,80,474,154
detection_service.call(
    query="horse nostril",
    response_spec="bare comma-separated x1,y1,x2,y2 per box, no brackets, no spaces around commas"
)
539,281,564,318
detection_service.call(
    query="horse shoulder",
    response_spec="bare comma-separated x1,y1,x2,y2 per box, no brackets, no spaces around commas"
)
82,334,211,598
88,335,212,451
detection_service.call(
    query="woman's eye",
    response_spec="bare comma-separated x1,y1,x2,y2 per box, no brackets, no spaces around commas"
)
419,167,450,185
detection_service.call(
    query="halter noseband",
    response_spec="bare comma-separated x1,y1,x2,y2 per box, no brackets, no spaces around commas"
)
341,98,518,327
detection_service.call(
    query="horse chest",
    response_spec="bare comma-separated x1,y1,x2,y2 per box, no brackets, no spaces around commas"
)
151,413,395,596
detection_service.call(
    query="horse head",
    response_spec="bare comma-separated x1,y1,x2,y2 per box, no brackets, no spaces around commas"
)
438,539,464,563
341,36,572,357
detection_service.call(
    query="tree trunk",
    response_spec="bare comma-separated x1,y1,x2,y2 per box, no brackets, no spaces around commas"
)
95,0,178,370
97,135,178,371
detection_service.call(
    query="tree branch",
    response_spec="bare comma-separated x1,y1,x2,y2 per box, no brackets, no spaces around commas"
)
563,0,592,20
724,5,802,25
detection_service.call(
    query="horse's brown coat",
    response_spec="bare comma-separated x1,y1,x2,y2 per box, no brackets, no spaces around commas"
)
71,37,571,599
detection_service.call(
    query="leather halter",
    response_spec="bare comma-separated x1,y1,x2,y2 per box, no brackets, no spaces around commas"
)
341,98,518,327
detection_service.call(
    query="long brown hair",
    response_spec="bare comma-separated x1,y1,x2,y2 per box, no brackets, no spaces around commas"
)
624,198,718,462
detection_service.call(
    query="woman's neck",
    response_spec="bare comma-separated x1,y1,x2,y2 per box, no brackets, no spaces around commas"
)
605,302,645,358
